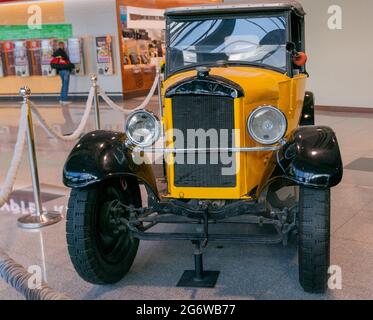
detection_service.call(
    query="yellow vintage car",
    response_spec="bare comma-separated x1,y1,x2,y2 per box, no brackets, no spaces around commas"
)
63,0,343,293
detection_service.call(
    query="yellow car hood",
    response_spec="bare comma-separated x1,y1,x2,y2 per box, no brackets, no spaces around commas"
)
164,66,291,105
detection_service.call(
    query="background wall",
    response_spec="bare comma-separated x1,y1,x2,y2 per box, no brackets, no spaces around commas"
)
0,1,66,95
0,0,222,96
118,0,222,9
225,0,373,108
0,0,121,95
301,0,373,108
1,0,372,107
64,0,122,95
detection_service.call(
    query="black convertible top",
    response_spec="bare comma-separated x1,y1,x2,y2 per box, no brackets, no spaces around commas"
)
165,0,305,17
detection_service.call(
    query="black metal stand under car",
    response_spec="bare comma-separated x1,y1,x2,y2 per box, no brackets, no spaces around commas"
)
62,1,343,294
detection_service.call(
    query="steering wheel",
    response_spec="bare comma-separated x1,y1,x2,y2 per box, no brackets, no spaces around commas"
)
258,45,282,64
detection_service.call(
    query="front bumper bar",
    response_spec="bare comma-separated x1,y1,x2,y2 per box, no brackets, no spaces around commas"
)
133,146,281,153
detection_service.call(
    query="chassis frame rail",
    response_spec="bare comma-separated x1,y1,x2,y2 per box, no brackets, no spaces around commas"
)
109,198,296,246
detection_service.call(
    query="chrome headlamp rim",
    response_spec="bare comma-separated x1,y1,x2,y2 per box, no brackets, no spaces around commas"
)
247,105,287,145
125,109,161,147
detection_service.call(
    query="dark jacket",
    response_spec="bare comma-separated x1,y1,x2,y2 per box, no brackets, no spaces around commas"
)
51,49,75,72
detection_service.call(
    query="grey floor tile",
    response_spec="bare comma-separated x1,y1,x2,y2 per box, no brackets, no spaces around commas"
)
331,204,361,233
341,170,373,189
1,108,373,300
0,287,25,300
334,209,373,244
331,238,373,293
331,184,373,212
345,158,373,173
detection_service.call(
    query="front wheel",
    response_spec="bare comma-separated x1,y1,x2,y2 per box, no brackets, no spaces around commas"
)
66,178,141,284
298,186,331,294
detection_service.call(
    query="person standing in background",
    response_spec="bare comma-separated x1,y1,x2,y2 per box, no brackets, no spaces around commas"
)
51,41,74,105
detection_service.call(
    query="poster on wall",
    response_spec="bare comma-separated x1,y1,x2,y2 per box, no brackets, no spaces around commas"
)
1,41,16,76
41,39,56,76
26,39,42,76
124,6,165,30
68,38,85,76
96,35,114,76
120,6,127,29
120,6,165,67
119,6,166,95
0,50,3,77
14,40,29,77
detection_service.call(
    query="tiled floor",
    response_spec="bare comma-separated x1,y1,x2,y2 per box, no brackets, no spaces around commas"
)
1,97,373,300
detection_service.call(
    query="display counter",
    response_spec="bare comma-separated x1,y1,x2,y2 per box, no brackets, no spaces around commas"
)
123,64,156,95
0,76,60,95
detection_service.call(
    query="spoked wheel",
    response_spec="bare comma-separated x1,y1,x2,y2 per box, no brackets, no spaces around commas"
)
66,178,141,284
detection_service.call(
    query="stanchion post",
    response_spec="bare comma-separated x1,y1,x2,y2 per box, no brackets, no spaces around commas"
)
91,74,101,130
156,68,163,117
17,87,62,229
156,67,166,151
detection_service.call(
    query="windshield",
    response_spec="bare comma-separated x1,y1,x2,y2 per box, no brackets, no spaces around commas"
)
167,14,288,76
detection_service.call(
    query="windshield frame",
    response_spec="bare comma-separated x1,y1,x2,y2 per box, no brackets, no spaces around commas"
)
165,10,292,79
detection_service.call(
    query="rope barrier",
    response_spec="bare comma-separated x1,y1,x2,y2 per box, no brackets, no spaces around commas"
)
99,88,131,115
0,89,73,299
30,86,95,142
0,74,159,210
0,249,71,300
98,70,160,114
1,72,159,209
0,103,28,208
0,73,161,299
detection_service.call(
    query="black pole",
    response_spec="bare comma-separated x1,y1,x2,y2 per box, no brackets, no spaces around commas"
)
177,217,219,288
194,241,204,281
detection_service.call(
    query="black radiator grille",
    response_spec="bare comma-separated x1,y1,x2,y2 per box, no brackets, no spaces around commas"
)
171,95,236,188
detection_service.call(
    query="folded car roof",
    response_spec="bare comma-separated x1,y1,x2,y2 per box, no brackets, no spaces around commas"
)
165,0,305,17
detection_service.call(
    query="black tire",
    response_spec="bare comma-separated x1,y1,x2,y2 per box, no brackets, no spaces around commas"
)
66,177,141,284
298,186,330,294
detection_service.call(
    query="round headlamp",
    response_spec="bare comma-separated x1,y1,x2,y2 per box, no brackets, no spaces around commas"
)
125,110,160,147
247,106,287,145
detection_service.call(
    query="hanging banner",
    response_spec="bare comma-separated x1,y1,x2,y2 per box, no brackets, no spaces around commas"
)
0,24,73,41
125,6,165,30
0,1,65,26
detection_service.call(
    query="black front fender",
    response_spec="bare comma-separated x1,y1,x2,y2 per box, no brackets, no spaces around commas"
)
258,126,343,196
63,130,158,196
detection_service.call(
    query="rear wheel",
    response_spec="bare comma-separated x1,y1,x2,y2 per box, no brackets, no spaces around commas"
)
298,186,330,293
66,178,141,284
